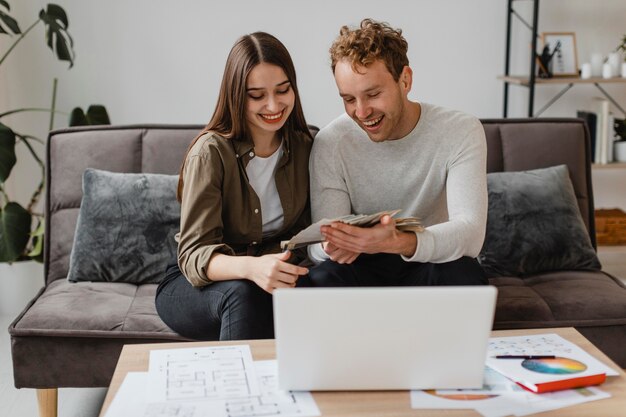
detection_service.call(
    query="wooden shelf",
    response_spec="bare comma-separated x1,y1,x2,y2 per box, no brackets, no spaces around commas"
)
498,75,626,87
592,163,626,169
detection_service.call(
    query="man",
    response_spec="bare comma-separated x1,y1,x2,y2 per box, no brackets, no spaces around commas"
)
307,18,488,286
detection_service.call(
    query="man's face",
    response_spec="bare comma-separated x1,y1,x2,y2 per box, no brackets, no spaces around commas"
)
334,59,412,142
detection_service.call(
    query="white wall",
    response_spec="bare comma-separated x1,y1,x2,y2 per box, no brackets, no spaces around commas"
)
2,0,626,205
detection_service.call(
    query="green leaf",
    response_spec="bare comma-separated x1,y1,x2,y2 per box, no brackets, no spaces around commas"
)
68,107,87,126
39,4,74,67
0,7,22,35
69,106,111,126
0,202,32,262
0,123,17,183
86,105,110,125
27,218,44,261
0,1,10,10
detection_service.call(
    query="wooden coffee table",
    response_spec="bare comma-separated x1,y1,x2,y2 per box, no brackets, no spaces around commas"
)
99,328,626,416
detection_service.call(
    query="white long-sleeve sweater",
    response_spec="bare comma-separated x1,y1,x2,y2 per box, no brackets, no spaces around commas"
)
308,102,487,264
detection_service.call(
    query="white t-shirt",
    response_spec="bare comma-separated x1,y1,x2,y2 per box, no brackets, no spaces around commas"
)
246,141,285,237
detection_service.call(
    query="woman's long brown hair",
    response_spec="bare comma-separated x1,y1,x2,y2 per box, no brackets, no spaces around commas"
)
177,32,311,201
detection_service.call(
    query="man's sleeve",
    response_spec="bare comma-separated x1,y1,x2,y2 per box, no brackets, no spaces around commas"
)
308,128,352,264
403,120,488,263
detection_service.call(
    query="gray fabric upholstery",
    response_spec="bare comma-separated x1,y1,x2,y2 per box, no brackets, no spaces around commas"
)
9,120,626,392
479,165,601,277
67,169,179,284
45,125,201,283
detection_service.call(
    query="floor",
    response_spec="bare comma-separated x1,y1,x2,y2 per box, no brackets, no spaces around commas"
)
597,246,626,285
1,248,625,417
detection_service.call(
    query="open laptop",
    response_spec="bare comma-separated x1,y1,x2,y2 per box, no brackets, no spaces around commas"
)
273,286,497,391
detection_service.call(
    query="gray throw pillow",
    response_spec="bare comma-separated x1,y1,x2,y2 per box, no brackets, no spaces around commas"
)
478,164,601,277
68,169,180,284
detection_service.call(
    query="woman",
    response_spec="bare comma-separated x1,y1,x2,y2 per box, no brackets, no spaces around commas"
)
156,32,313,341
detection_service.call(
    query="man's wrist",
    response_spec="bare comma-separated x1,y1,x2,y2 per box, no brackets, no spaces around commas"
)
388,231,417,257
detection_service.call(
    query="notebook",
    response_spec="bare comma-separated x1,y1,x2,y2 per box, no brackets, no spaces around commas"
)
273,286,497,391
485,333,618,393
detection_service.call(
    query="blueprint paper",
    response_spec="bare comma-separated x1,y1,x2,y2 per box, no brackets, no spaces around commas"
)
148,345,260,402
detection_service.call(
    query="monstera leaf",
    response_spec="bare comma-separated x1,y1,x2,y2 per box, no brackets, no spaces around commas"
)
0,122,16,183
69,105,111,126
0,0,21,35
39,3,74,67
0,202,32,262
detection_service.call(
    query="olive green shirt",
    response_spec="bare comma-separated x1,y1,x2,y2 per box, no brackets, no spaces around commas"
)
177,131,312,286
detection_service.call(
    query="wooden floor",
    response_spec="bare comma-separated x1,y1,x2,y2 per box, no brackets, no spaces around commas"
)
1,248,625,416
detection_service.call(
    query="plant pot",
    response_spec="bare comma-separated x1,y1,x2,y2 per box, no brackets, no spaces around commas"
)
0,261,44,317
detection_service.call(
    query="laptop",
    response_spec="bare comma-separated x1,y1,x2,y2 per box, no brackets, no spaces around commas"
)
273,286,497,391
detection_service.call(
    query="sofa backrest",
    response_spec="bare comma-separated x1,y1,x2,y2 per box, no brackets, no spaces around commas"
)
44,119,594,285
481,118,595,243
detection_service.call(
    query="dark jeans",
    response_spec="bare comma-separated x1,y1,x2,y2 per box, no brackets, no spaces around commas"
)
305,253,487,287
155,260,274,341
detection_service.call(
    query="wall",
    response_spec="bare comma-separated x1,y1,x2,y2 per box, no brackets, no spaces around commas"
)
1,0,625,207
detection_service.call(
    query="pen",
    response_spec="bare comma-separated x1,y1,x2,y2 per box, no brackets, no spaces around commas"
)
494,355,556,359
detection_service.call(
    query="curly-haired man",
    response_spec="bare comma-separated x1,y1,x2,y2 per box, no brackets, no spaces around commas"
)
307,19,488,286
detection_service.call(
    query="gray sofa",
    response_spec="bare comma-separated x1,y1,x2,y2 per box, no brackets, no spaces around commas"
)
9,119,626,414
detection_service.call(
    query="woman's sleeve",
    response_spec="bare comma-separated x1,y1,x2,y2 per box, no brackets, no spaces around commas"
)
177,146,235,286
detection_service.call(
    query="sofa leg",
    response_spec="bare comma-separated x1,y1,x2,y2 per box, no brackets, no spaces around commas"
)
36,388,58,417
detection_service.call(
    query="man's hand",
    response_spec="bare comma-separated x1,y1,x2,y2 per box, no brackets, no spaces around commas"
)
321,215,417,257
249,251,309,294
322,241,360,264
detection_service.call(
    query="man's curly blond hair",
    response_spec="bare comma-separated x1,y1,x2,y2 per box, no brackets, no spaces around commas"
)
330,18,409,81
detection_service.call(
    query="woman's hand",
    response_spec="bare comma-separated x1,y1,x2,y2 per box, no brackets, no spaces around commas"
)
248,251,309,293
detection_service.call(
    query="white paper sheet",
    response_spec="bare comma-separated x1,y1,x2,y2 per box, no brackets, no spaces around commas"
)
105,372,224,417
148,345,260,402
411,366,611,417
105,360,320,417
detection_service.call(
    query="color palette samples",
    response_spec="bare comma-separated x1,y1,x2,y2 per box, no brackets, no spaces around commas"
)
522,357,587,375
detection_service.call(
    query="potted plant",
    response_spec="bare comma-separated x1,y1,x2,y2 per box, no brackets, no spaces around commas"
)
0,2,109,266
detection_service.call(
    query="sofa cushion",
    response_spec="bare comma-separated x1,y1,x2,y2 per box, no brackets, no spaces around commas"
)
12,279,184,338
67,169,180,284
490,270,626,329
478,165,601,277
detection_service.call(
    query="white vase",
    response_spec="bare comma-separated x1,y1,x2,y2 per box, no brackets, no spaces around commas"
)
0,262,44,317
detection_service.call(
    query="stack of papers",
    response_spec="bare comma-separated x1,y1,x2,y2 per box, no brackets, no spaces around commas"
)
411,334,618,416
281,209,423,250
105,345,320,417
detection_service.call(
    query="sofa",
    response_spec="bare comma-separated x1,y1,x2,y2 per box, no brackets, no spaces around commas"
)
9,119,626,415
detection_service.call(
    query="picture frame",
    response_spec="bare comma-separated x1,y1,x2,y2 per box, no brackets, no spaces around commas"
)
541,32,578,77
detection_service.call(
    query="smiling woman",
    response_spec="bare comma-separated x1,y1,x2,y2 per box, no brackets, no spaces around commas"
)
155,32,314,342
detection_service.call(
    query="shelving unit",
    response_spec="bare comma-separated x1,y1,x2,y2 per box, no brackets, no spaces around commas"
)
501,0,626,118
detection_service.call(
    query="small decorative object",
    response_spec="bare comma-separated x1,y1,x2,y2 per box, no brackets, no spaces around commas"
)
607,52,621,77
541,32,578,77
614,119,626,162
602,62,613,79
622,62,626,78
536,44,555,78
615,140,626,162
580,63,592,79
591,53,604,77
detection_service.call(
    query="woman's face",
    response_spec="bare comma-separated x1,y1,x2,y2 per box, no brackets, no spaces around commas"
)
245,62,295,140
